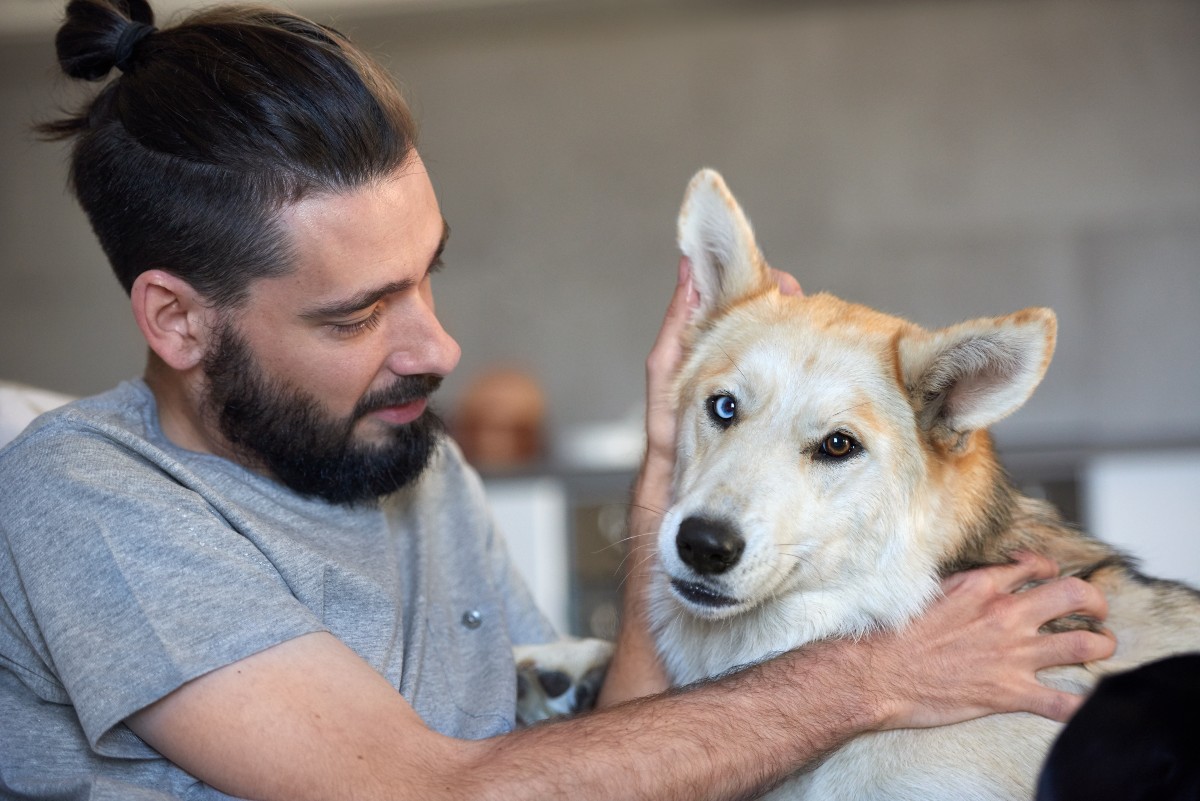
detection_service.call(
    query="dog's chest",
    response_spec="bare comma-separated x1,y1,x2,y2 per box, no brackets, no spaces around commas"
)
650,594,796,684
651,587,1080,801
758,716,1059,801
650,586,874,685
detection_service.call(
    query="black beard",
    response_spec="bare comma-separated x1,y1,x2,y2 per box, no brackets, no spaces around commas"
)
201,323,445,505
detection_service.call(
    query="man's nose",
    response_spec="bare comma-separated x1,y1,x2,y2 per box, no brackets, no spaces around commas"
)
386,301,461,378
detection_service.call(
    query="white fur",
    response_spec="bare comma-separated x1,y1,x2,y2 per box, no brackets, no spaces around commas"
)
901,312,1057,433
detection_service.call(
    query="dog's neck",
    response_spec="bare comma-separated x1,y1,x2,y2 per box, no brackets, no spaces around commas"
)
925,429,1020,576
928,429,1115,579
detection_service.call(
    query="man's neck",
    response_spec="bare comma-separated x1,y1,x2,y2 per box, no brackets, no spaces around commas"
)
144,354,224,458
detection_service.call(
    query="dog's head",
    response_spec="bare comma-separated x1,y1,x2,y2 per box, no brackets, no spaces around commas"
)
658,169,1057,633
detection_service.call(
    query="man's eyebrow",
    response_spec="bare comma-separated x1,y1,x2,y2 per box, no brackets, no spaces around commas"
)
300,280,414,321
430,219,450,272
300,219,450,321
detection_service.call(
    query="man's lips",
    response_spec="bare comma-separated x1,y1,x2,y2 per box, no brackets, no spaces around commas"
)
367,397,428,425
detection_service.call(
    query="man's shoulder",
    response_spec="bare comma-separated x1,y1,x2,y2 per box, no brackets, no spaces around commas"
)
0,381,75,447
0,381,159,482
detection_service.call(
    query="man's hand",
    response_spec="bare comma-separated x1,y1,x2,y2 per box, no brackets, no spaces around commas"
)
600,258,800,707
857,552,1116,730
641,257,801,513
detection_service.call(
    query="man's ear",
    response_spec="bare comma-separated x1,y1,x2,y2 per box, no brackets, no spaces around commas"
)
676,169,774,320
900,307,1057,436
131,270,217,371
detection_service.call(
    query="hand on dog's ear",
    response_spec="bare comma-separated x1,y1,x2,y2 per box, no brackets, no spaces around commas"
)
677,169,775,318
901,308,1057,438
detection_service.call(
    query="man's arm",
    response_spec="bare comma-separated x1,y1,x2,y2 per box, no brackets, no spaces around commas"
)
131,627,869,801
128,549,1108,801
597,256,706,707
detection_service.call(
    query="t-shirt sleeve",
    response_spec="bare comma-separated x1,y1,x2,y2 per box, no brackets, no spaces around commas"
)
0,425,326,758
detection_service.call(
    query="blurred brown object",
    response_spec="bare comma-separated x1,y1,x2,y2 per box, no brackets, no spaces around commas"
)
452,368,546,470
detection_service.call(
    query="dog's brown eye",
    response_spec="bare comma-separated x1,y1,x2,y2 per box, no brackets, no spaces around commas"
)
820,432,859,459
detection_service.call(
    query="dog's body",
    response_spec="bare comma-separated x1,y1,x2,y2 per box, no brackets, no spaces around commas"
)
649,169,1200,800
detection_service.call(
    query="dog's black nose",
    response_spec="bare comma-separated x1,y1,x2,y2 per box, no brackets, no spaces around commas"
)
676,516,744,575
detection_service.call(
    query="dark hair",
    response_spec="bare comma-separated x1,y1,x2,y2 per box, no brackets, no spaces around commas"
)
38,0,418,307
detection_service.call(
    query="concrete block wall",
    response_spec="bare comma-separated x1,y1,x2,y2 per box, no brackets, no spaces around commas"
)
1,0,1197,456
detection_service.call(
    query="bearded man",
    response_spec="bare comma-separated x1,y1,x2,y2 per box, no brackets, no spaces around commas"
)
0,1,1113,798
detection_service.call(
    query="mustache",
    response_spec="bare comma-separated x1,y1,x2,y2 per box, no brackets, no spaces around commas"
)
354,374,443,418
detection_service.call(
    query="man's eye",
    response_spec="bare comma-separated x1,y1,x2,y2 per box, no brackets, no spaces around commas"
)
707,394,738,428
330,308,383,336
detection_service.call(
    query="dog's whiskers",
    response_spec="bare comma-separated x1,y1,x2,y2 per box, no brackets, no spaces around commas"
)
594,530,655,556
615,548,661,591
831,400,872,419
619,500,670,517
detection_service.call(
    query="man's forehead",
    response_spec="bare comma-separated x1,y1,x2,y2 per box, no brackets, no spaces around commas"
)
266,165,445,298
283,163,438,237
296,219,449,322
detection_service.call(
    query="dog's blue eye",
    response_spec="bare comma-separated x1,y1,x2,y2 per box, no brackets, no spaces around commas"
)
707,394,738,427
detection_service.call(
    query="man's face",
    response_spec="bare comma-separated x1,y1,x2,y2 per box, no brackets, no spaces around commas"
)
201,155,461,504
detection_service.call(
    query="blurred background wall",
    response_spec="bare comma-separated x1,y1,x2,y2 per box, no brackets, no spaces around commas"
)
2,0,1197,630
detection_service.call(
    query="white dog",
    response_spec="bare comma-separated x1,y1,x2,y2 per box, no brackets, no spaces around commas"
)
648,169,1200,800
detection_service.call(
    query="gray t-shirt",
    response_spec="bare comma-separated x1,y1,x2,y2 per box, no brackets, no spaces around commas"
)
0,380,556,800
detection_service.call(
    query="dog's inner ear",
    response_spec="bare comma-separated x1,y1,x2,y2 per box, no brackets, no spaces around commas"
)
677,169,773,318
902,308,1057,437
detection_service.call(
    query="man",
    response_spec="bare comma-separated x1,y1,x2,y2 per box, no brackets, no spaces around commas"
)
0,1,1113,798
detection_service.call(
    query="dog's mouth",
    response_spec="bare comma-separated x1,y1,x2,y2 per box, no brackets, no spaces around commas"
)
670,578,739,609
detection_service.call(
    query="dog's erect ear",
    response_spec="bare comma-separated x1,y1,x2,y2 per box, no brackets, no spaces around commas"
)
900,308,1057,436
677,169,774,318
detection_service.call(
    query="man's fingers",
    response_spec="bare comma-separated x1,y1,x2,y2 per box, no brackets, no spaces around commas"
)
643,257,697,467
1024,686,1084,723
646,257,698,377
1037,627,1117,670
1015,576,1110,627
769,267,802,296
942,551,1059,595
996,551,1060,592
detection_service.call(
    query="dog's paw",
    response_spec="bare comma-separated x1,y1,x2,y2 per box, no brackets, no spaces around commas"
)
514,638,614,727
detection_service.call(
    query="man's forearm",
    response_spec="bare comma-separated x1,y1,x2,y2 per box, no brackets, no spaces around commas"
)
470,638,879,801
597,457,673,707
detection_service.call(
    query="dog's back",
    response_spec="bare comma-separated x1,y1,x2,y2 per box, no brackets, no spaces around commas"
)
651,169,1200,800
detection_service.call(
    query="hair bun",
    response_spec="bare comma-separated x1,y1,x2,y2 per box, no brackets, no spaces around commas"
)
54,0,157,81
112,20,156,72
